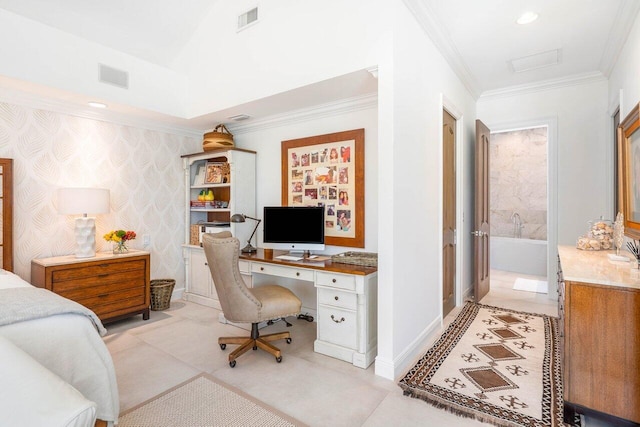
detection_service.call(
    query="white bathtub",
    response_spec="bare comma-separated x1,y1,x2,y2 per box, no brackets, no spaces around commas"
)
490,236,547,276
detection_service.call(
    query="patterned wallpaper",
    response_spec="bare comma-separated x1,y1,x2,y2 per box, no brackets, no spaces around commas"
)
0,101,201,287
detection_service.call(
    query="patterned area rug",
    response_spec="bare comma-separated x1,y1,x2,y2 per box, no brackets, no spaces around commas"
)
118,373,307,427
399,302,571,427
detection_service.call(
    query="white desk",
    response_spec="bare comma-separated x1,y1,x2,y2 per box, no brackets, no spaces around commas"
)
238,250,378,369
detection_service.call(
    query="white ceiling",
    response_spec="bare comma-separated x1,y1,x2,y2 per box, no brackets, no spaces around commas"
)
0,0,638,129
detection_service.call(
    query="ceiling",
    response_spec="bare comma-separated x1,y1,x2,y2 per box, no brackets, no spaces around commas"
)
0,0,638,130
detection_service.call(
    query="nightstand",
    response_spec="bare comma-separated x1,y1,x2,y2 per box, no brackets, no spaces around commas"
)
31,250,151,324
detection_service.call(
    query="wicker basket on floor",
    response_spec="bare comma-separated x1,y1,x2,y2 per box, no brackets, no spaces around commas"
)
150,279,175,311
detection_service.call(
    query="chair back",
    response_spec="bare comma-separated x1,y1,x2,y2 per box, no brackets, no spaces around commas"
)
202,232,261,323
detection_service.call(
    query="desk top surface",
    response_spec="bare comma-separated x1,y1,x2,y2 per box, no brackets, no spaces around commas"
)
239,249,377,276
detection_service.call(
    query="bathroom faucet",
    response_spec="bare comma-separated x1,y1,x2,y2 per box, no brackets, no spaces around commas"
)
510,212,524,238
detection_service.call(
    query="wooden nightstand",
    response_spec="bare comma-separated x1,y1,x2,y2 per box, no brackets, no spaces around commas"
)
31,250,151,324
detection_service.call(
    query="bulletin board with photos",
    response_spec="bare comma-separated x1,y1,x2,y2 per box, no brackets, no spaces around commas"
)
281,128,364,248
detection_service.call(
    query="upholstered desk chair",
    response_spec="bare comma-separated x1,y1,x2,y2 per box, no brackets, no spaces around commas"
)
202,232,302,367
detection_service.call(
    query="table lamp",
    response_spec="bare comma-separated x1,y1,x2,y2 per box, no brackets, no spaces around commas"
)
231,213,260,253
57,187,110,258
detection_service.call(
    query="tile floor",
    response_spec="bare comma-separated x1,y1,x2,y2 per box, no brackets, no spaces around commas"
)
103,270,606,426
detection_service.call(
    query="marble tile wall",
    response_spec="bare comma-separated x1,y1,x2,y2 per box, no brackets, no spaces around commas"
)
490,127,547,240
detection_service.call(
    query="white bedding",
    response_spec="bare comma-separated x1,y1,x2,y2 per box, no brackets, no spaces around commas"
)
0,269,119,423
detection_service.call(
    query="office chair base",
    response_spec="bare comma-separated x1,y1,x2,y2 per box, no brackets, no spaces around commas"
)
218,323,292,367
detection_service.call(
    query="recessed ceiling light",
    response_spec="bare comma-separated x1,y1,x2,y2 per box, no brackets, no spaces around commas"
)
87,101,107,108
517,11,538,25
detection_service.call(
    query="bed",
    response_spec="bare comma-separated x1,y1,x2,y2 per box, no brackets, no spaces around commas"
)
0,268,119,426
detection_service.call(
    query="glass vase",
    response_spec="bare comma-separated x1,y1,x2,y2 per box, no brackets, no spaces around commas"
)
113,241,128,255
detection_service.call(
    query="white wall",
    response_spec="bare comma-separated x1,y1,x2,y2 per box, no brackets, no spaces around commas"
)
375,3,477,380
0,101,200,291
231,99,378,254
477,80,609,246
0,9,188,118
178,0,383,118
609,12,640,118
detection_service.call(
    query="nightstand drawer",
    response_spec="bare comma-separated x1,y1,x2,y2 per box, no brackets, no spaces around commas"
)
51,260,145,282
251,263,314,281
52,269,146,293
316,271,356,291
318,287,357,310
317,305,357,350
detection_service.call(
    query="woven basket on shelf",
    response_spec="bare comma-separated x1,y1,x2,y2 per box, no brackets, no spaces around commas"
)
331,251,378,267
203,124,234,151
150,279,175,311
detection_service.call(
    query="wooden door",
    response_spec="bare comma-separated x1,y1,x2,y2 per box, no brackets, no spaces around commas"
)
473,120,490,301
0,159,12,272
442,110,456,316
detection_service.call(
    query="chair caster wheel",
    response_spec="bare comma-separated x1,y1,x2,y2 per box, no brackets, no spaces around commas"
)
253,345,258,350
220,344,226,350
276,356,282,363
286,338,292,344
229,360,236,368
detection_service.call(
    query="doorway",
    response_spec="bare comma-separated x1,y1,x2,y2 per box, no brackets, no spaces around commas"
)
489,126,549,294
442,109,456,317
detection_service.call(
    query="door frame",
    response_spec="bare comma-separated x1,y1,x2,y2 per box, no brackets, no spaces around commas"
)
486,117,558,300
441,96,465,316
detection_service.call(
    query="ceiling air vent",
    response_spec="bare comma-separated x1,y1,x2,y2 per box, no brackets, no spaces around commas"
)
99,63,129,89
238,7,258,30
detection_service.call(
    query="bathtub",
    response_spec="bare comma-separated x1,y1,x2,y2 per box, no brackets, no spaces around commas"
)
490,236,547,277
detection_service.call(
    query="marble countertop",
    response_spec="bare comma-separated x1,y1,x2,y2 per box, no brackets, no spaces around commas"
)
558,245,640,290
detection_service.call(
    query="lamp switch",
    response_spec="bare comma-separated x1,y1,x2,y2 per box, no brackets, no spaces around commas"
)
143,234,150,246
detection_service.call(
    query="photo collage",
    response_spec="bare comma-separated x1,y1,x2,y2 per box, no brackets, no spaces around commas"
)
287,140,355,238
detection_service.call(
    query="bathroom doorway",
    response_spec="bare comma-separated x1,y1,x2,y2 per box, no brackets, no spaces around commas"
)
489,126,549,294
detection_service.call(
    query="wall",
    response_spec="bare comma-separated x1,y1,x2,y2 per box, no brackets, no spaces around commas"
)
490,127,547,240
177,0,383,117
478,80,609,247
0,101,200,289
608,11,640,118
374,3,477,380
230,98,378,253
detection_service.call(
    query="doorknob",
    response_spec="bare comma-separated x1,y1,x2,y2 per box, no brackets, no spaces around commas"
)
471,230,487,237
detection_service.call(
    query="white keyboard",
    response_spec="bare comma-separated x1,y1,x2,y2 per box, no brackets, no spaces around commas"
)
276,255,303,261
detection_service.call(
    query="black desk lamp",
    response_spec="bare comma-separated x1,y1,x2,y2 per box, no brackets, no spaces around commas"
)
231,214,261,253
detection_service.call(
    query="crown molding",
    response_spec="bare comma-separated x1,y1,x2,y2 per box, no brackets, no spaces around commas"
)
402,0,481,99
0,85,203,138
478,71,607,102
227,93,378,135
599,0,640,78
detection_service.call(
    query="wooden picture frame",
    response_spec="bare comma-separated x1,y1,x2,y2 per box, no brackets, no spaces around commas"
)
204,162,230,184
618,103,640,238
281,129,365,248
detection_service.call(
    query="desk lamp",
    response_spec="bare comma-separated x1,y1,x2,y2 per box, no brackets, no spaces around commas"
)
231,213,260,253
57,187,110,258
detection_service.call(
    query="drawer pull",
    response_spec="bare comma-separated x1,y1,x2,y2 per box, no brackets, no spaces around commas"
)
100,264,110,268
98,294,109,298
330,315,345,323
260,267,265,271
296,272,300,277
334,296,339,301
332,278,337,283
98,274,109,278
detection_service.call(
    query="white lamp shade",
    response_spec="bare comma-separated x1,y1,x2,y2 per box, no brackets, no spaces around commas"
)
57,188,110,215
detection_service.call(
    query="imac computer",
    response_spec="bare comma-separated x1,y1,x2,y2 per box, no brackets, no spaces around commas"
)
262,206,325,256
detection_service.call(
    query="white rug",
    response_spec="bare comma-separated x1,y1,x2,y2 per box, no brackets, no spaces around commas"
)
513,278,548,294
118,374,307,427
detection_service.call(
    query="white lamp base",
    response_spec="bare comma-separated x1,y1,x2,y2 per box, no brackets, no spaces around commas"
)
74,216,96,258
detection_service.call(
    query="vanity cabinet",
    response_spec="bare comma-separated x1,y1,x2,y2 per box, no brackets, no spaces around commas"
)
181,148,256,307
557,246,640,424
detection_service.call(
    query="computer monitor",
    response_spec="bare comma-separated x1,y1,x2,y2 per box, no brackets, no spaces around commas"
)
262,206,325,253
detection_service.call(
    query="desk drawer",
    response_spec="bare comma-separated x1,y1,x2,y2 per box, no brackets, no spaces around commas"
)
251,263,314,281
316,271,356,291
238,260,251,275
318,287,357,311
318,305,357,350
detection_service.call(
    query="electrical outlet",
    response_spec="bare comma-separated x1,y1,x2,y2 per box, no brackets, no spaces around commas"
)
143,234,150,246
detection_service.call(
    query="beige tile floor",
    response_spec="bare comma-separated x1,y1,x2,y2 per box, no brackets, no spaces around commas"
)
103,270,604,426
